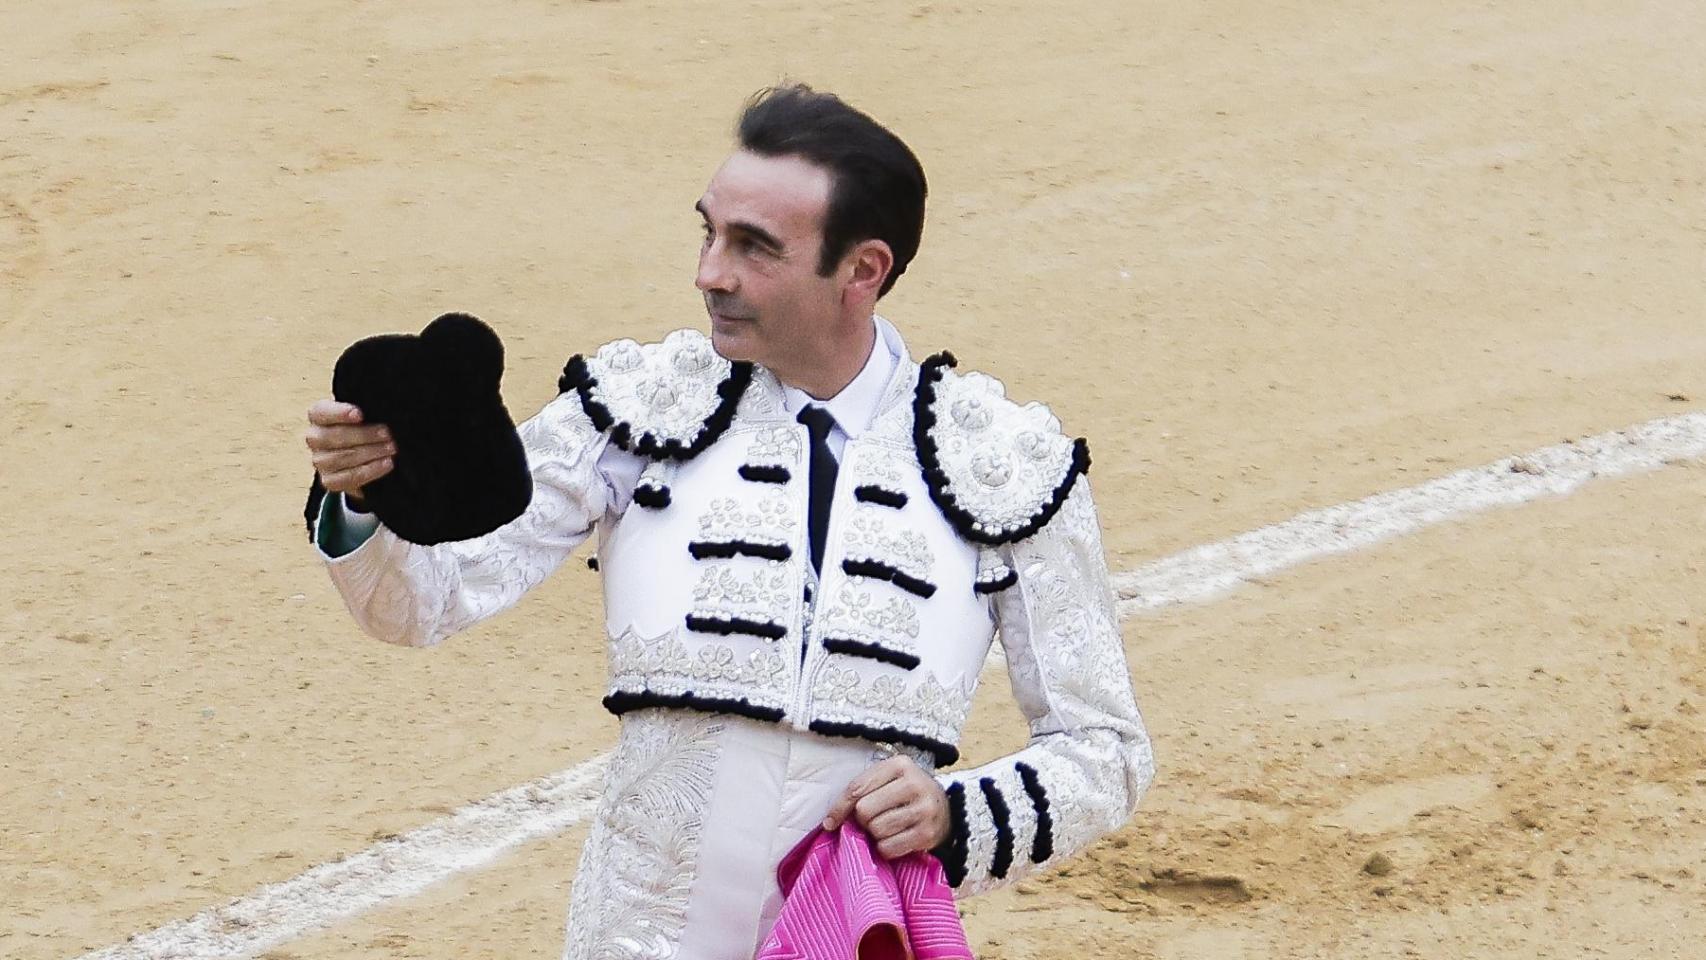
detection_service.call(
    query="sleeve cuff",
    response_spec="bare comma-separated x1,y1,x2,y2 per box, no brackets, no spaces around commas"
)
315,492,381,558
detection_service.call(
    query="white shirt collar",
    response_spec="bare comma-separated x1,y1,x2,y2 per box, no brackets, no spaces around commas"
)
779,315,899,440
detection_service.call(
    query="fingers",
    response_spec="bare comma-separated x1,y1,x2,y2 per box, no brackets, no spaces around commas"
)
822,758,907,830
320,454,394,494
866,799,925,840
313,440,396,475
874,823,937,860
304,421,393,452
307,399,364,427
821,790,858,832
304,399,394,491
853,778,916,828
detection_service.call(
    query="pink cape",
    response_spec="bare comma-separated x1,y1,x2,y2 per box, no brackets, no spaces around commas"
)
756,822,974,960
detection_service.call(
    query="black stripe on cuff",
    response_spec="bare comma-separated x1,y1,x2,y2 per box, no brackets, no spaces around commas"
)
1015,761,1055,863
979,776,1015,880
931,781,970,888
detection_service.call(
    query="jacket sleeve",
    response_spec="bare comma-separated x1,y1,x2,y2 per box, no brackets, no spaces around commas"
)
309,392,611,648
930,477,1155,895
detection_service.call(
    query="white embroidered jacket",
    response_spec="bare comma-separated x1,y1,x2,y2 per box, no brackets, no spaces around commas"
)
316,326,1154,895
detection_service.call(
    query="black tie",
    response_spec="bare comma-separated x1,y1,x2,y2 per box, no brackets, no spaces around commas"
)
796,404,839,574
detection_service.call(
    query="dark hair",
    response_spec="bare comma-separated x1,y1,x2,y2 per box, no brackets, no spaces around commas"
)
737,84,927,298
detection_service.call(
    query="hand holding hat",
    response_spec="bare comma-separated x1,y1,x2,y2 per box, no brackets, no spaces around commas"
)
304,312,532,545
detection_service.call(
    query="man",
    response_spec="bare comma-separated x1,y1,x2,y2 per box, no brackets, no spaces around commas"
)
303,84,1153,958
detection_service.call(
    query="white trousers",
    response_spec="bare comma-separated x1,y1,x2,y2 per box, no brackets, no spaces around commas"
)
561,708,900,959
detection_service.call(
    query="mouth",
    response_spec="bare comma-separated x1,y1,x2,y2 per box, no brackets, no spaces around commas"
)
708,309,756,325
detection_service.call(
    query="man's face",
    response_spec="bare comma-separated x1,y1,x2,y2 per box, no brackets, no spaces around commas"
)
695,150,843,370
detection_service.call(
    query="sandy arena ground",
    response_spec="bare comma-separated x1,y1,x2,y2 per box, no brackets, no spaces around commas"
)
4,1,1704,957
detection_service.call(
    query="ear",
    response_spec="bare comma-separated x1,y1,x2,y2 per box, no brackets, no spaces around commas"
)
841,238,894,307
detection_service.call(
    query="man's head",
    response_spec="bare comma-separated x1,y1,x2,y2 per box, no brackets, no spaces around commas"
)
695,84,927,393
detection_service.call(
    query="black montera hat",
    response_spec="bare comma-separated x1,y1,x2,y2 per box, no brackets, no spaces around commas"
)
317,312,531,545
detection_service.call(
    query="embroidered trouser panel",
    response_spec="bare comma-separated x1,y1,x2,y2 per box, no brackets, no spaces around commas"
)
562,709,895,959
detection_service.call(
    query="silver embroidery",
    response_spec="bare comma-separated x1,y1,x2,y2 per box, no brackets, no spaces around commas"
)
637,460,673,488
973,545,1015,591
939,480,1155,896
562,711,725,959
817,581,919,657
691,564,793,610
737,366,787,419
848,443,912,489
583,330,735,450
925,368,1079,538
697,495,797,547
688,565,793,627
608,628,789,712
838,510,934,581
810,665,970,748
744,425,803,466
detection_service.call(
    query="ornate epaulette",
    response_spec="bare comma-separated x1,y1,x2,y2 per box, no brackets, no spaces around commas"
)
558,329,753,461
913,352,1091,545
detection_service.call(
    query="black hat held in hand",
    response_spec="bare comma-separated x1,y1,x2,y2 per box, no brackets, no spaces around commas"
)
312,312,532,545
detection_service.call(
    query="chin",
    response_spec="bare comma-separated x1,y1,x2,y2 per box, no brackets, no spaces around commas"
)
709,321,761,364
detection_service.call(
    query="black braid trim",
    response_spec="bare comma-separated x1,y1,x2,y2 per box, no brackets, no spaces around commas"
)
738,464,792,484
632,483,672,509
601,689,785,723
854,485,908,509
973,568,1019,595
978,776,1015,879
688,539,792,562
806,720,959,767
1015,761,1055,863
822,637,921,671
841,558,937,599
558,353,754,462
930,781,970,888
304,473,328,542
912,351,1093,545
685,613,787,641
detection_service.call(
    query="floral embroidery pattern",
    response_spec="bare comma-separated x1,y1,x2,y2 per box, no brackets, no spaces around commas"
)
562,711,726,959
809,664,970,752
696,495,797,548
608,629,789,714
816,581,920,658
839,510,934,584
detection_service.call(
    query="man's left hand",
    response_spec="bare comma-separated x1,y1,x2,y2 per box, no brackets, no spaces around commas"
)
820,755,951,860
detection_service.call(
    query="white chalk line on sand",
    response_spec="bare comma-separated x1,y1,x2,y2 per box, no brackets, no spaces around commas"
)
1111,411,1706,615
82,411,1706,959
79,758,611,960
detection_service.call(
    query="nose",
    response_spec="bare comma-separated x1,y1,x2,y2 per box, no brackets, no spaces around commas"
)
695,239,734,295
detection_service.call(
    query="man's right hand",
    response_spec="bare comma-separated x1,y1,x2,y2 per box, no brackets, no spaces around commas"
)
304,399,396,506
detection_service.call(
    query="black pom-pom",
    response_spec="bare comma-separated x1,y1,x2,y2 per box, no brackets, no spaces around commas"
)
632,484,672,510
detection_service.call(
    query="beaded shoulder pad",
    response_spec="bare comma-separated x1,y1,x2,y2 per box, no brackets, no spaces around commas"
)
558,329,753,461
912,352,1091,545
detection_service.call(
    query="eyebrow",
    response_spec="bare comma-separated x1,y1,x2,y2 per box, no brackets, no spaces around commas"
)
695,200,785,254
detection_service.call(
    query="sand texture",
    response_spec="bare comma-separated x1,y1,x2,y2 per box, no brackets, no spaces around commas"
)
3,1,1703,957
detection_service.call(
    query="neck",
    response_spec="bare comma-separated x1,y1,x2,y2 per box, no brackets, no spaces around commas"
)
775,314,878,400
